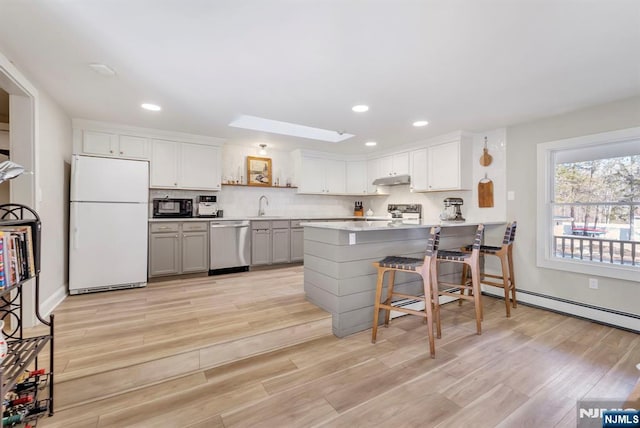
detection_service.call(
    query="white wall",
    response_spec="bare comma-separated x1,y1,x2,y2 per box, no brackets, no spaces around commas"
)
37,90,71,314
506,96,640,316
0,129,9,203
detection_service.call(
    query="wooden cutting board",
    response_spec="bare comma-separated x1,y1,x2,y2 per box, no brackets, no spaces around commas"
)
478,177,494,208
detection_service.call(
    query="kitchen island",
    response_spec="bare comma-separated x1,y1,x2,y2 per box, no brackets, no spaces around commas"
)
302,220,505,337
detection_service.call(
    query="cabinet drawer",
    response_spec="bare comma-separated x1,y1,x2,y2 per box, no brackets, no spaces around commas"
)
182,222,208,232
272,220,290,229
290,220,303,228
150,222,180,233
251,220,271,230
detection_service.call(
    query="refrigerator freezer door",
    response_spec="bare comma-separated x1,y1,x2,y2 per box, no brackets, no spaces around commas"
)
71,155,149,203
69,202,148,292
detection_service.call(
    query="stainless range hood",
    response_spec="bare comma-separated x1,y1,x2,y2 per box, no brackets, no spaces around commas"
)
372,174,411,186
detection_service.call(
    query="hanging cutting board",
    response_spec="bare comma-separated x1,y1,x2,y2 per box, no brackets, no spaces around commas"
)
480,136,493,166
478,176,494,208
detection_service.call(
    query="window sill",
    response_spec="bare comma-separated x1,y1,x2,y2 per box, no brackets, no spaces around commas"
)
537,256,640,282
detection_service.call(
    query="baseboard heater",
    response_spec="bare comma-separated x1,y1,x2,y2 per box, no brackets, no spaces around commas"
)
482,287,640,333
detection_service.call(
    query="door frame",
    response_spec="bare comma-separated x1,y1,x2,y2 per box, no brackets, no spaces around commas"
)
0,50,39,327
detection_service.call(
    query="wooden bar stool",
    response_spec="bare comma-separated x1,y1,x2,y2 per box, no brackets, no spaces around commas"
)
462,221,517,317
371,226,441,358
436,224,485,335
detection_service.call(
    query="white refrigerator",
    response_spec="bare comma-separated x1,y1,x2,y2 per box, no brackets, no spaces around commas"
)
69,155,149,294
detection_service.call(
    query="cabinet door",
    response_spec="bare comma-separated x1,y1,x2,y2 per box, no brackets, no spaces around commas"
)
119,135,149,159
428,141,460,190
272,228,290,264
378,155,393,176
180,143,221,190
149,233,180,276
182,231,209,273
324,159,346,194
346,160,367,194
251,229,271,265
392,152,410,175
366,158,379,194
299,156,326,193
82,131,118,156
409,148,428,192
290,228,304,262
150,139,179,188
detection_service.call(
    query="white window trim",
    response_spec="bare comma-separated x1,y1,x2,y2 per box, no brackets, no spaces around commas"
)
536,126,640,282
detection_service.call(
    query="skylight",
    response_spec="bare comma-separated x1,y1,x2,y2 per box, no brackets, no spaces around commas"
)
228,115,354,143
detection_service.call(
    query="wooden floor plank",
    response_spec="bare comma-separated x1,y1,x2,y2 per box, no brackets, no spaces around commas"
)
35,265,638,428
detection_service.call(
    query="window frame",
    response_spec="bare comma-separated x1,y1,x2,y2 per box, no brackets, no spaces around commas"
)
536,126,640,282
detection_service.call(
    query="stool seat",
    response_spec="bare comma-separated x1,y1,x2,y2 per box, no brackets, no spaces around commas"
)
378,256,424,270
437,250,471,261
463,244,502,254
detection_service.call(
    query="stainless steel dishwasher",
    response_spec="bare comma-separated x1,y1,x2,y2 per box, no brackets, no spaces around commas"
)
208,220,251,274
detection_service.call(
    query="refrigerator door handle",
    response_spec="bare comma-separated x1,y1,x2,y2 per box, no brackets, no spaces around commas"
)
73,203,80,250
71,155,79,199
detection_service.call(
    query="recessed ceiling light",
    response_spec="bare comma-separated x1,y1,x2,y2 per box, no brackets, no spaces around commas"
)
229,115,354,143
141,103,161,112
413,120,429,127
88,63,116,77
352,105,369,113
365,141,377,147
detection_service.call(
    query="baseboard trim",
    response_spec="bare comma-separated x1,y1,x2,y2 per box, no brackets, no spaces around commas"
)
41,284,67,319
482,286,640,333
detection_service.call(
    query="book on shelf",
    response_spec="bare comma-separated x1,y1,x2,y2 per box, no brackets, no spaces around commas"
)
0,225,36,288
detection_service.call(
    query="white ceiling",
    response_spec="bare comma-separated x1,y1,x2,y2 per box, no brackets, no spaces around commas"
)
0,0,638,154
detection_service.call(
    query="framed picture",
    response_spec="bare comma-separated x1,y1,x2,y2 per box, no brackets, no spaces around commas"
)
247,156,272,186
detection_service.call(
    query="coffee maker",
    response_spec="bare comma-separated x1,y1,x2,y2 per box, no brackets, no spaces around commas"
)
440,197,465,222
197,195,220,217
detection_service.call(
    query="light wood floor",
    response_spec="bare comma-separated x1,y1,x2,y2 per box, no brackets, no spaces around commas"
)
32,265,639,428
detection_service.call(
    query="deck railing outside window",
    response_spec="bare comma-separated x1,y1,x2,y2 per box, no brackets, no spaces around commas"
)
552,202,639,267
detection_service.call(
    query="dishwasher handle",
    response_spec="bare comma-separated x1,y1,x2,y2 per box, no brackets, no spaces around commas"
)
210,223,249,228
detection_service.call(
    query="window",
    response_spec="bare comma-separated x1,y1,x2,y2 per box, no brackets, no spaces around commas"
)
537,127,640,282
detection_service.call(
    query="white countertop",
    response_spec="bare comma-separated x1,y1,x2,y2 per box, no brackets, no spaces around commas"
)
148,215,392,222
301,219,506,231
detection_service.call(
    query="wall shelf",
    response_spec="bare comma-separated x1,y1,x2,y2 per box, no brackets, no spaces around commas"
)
222,183,298,189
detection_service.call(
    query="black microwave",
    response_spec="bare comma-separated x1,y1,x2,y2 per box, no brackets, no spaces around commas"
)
152,198,193,218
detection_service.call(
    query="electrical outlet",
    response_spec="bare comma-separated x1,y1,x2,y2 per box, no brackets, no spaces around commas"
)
507,191,515,201
589,278,598,289
349,233,356,245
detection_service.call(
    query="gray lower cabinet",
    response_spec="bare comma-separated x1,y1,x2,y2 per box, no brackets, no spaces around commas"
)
272,221,290,264
290,220,304,262
251,220,292,265
251,227,271,266
149,221,209,277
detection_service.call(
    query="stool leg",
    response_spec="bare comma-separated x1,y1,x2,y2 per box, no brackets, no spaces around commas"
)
371,266,385,343
421,269,435,358
459,264,468,306
383,269,396,326
470,260,482,335
430,260,441,339
499,252,511,317
508,246,517,308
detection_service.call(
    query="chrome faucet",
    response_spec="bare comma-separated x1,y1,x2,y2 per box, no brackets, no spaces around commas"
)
258,195,269,216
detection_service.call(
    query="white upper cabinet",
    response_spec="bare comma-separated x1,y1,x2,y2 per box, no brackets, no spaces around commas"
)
150,139,179,188
409,148,428,192
426,136,472,191
295,152,346,194
366,158,379,194
119,135,150,159
81,131,149,159
378,152,409,176
180,143,221,190
151,140,221,190
345,160,368,194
